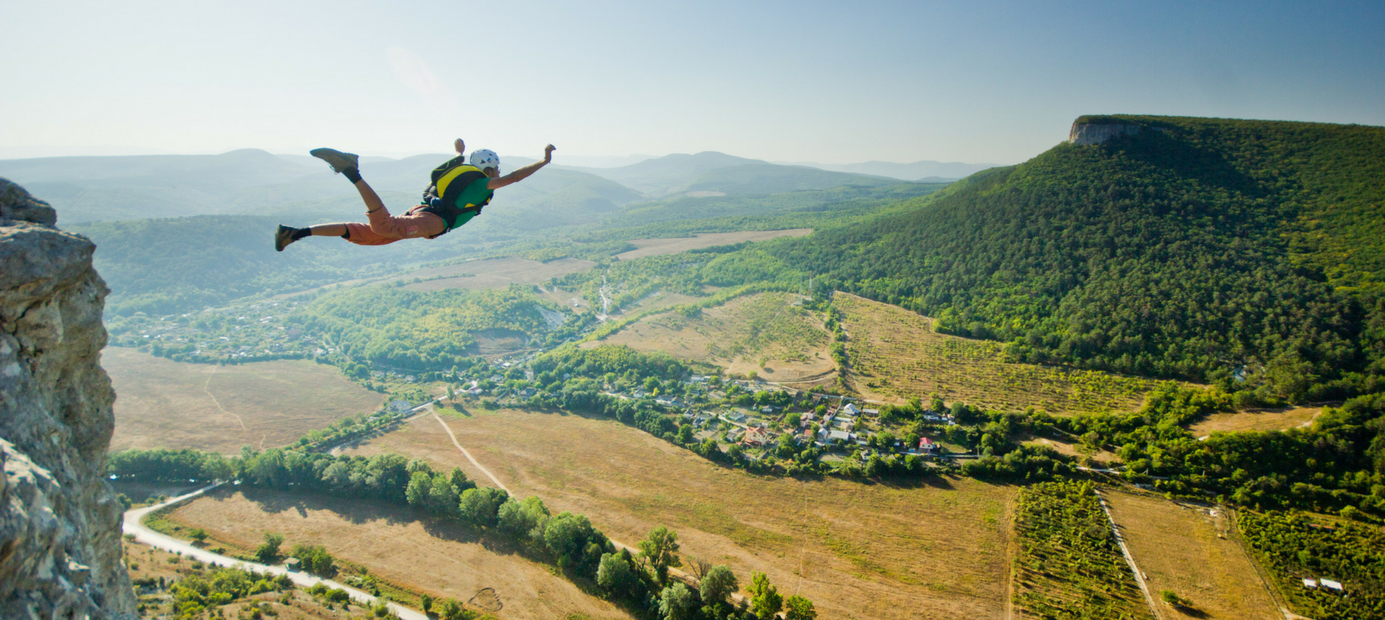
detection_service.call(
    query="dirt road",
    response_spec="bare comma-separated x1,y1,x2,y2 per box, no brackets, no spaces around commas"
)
123,485,427,620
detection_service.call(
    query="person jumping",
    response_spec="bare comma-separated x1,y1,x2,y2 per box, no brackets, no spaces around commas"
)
275,139,555,251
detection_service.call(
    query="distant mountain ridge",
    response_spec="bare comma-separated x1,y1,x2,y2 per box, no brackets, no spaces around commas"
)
559,151,903,197
778,159,1000,181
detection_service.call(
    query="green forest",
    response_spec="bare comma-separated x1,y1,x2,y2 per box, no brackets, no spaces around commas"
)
767,117,1385,402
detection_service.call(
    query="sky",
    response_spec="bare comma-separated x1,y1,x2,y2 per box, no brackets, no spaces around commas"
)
1,0,1382,165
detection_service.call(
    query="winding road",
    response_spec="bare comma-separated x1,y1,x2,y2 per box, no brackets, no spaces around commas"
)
122,485,427,620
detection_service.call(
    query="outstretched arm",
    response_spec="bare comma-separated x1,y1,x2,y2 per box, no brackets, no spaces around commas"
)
487,144,555,190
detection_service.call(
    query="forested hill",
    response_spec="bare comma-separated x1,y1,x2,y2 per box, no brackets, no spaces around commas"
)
771,115,1385,403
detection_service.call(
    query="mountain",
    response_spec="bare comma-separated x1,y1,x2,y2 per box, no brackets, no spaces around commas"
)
0,150,648,227
560,151,763,196
561,151,898,197
780,159,1000,181
771,115,1385,402
0,149,321,222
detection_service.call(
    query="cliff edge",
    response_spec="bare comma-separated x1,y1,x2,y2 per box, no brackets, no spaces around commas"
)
0,178,135,619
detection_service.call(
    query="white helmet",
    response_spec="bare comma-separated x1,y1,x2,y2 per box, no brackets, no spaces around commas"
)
470,149,499,172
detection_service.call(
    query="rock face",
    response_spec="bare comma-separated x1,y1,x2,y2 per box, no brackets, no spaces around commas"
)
1068,120,1142,145
0,179,136,619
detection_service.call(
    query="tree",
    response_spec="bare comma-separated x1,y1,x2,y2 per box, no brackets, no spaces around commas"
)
449,467,475,493
189,528,208,544
499,496,551,546
428,474,460,516
596,552,637,598
406,471,432,509
748,571,782,620
686,556,712,581
544,511,601,570
420,594,433,613
658,583,696,620
639,526,682,583
255,532,283,563
458,487,509,528
784,595,816,620
290,544,336,576
438,598,463,620
699,565,737,605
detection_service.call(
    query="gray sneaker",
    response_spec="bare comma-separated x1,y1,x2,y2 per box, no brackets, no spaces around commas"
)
309,148,359,174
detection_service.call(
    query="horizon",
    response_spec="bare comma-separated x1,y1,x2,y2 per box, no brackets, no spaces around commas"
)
2,1,1382,165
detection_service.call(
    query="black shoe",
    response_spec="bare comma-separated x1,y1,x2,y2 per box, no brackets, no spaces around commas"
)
309,148,359,174
275,225,296,252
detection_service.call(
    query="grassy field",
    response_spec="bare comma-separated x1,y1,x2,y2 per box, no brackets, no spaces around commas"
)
340,407,1016,620
105,347,384,454
595,291,836,383
164,487,631,620
1187,406,1321,437
1102,490,1280,620
614,229,812,260
834,293,1156,414
400,256,597,291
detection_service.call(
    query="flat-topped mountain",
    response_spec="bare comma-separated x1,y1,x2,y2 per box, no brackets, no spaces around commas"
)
774,115,1385,401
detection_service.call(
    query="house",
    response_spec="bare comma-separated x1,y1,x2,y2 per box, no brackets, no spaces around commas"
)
802,412,817,423
726,412,747,423
1320,579,1344,592
841,403,861,416
918,437,938,453
742,427,772,447
1302,579,1318,589
285,558,301,572
827,429,853,443
761,406,775,414
863,408,879,416
390,400,413,413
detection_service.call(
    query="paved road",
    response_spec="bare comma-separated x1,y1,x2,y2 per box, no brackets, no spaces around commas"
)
122,484,427,620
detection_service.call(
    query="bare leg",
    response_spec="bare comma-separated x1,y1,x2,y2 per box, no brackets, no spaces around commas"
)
306,223,348,237
353,179,386,214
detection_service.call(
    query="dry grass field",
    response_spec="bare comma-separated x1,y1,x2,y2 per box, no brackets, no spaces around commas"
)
1103,490,1281,620
595,292,836,383
1188,406,1321,437
401,256,596,291
340,407,1016,620
165,487,632,620
105,347,383,454
834,293,1156,414
614,229,813,260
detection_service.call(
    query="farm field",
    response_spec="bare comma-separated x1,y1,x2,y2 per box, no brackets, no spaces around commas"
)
163,487,632,620
400,256,596,291
614,228,813,260
1103,490,1281,620
1011,482,1153,620
340,407,1016,620
594,291,836,383
1188,406,1321,437
834,293,1156,414
105,347,383,454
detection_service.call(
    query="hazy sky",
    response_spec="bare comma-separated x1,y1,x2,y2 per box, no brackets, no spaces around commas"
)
1,0,1382,164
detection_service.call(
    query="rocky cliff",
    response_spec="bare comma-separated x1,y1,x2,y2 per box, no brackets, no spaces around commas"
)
1068,119,1143,145
0,179,136,619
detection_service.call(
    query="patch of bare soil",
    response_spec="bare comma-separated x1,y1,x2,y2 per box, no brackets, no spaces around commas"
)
401,257,596,291
614,229,812,260
1188,406,1321,437
596,292,835,383
1104,490,1281,620
105,348,383,454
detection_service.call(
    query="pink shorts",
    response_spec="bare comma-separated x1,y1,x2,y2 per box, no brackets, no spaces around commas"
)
344,205,447,246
